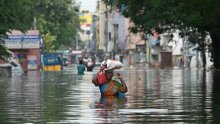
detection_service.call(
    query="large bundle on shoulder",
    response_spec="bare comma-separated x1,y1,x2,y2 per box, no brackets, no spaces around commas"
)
96,59,124,85
101,59,124,70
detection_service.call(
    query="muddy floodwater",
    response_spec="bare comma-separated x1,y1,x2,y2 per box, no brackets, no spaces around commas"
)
0,66,220,123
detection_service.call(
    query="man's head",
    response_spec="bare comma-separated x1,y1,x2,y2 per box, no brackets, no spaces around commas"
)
79,60,83,64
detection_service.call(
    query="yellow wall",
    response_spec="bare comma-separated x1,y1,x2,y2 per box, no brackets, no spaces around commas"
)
80,14,92,25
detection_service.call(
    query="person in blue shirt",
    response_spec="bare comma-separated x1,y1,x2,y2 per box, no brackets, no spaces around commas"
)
77,59,85,75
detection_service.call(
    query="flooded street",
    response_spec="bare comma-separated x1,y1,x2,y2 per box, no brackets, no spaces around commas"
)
0,65,220,123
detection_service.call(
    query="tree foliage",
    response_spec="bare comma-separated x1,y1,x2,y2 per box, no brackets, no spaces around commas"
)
0,44,10,60
33,0,80,50
0,0,80,60
0,0,33,60
104,0,219,33
0,0,33,34
42,33,57,53
104,0,220,68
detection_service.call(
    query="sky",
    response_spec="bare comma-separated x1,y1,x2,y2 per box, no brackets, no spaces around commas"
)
77,0,97,12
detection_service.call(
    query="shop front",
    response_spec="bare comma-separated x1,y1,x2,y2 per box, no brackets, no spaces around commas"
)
5,30,42,71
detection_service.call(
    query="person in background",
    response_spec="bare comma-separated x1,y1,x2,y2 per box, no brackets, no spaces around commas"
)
86,58,95,72
92,65,128,97
77,59,85,75
57,55,63,70
178,57,184,69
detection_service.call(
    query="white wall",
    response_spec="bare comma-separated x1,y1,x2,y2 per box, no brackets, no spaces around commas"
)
169,32,183,56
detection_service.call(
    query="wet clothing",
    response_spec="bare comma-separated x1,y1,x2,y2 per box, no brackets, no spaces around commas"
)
86,60,95,71
99,80,125,97
92,69,127,97
77,64,85,75
86,65,94,71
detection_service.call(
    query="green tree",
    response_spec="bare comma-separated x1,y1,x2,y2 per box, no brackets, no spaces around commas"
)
0,0,80,60
0,0,33,60
104,0,220,69
33,0,80,51
43,33,57,53
0,45,10,60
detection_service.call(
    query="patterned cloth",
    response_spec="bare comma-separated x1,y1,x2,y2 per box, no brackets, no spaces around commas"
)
99,80,125,97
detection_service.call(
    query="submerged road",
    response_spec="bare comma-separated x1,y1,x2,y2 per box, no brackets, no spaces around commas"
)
0,64,220,123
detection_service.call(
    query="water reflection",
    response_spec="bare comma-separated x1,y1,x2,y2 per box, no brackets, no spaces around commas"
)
0,67,220,123
93,96,127,123
0,71,41,123
212,71,220,123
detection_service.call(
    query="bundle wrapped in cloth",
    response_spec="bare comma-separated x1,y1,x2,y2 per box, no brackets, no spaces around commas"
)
97,59,124,85
101,59,124,70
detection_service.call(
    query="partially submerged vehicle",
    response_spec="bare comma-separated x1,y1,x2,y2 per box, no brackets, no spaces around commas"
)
43,53,63,71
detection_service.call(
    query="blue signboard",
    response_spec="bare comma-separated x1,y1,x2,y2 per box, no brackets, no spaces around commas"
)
5,30,42,49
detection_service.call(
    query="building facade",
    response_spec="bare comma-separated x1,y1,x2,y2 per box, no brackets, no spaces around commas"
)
5,30,43,71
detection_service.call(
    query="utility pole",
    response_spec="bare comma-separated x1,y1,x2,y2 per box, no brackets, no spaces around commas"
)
33,17,37,30
105,4,109,59
76,34,79,50
113,24,118,60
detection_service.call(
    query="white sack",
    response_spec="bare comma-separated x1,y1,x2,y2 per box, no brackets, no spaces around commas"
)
101,59,124,70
